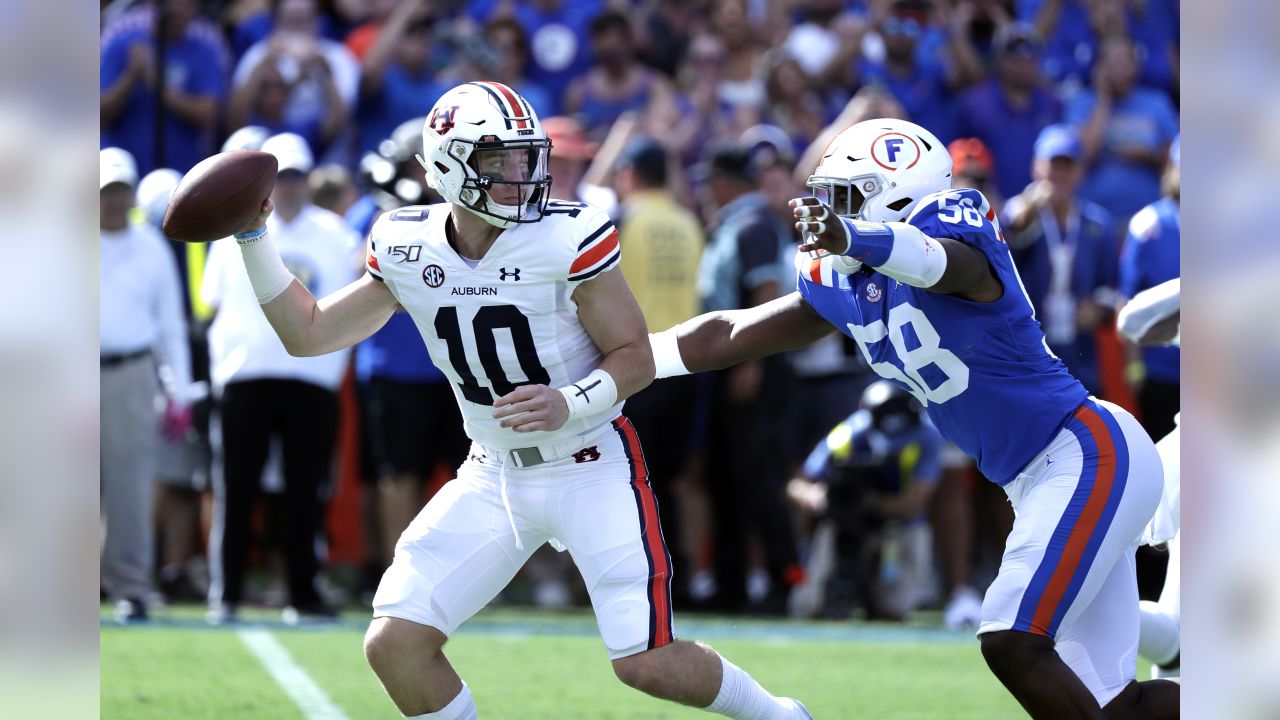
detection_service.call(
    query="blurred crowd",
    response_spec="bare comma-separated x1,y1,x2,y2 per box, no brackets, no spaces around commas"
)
99,0,1179,626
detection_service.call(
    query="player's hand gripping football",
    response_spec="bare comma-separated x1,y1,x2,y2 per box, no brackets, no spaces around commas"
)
493,384,570,433
791,197,852,256
239,198,275,235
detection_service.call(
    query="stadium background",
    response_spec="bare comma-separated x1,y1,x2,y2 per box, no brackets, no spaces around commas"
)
98,0,1181,717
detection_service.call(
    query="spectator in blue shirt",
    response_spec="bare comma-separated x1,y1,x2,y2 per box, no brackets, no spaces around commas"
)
564,10,673,142
850,0,984,144
955,22,1061,200
230,0,360,161
1003,124,1118,394
787,381,943,620
470,0,602,116
1066,33,1178,224
1119,137,1180,439
1019,0,1178,98
100,0,228,175
483,17,555,119
353,1,444,156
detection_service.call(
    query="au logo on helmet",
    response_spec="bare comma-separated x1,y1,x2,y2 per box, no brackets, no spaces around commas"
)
871,132,921,171
429,105,459,134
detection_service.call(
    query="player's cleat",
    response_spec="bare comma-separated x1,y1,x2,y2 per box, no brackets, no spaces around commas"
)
944,586,984,630
783,698,814,718
112,597,149,625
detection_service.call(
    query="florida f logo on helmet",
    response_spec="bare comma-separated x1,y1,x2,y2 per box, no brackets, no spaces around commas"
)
805,118,950,224
871,132,922,171
416,81,553,230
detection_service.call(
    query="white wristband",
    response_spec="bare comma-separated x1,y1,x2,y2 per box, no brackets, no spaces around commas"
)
649,329,690,379
557,368,618,420
235,230,295,304
876,223,949,288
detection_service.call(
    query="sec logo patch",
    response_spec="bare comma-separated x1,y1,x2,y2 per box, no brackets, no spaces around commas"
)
870,132,921,171
866,281,883,303
422,264,446,288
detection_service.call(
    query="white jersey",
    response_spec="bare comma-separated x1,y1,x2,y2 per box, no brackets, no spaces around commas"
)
366,200,622,451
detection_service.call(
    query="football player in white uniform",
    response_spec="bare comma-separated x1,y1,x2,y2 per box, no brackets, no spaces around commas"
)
1118,277,1181,680
227,81,810,720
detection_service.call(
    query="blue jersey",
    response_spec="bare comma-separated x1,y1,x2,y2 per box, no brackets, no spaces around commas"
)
796,188,1089,484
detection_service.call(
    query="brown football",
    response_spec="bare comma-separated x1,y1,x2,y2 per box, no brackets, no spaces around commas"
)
162,150,277,242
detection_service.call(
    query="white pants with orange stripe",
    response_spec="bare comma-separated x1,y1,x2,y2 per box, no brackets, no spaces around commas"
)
977,398,1164,706
372,416,674,660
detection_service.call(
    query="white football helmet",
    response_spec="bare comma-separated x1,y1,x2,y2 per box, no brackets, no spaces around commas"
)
417,81,552,228
807,118,952,223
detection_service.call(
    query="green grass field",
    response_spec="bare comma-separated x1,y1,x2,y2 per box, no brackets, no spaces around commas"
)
101,605,1030,719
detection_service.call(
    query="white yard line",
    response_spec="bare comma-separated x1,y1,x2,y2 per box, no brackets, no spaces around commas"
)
238,628,351,720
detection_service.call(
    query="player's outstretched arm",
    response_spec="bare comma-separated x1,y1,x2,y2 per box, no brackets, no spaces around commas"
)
651,292,834,377
234,200,398,356
791,197,1002,302
1117,277,1180,347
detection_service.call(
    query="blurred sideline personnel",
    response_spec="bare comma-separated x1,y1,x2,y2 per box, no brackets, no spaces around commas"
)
650,118,1176,718
697,143,798,614
136,167,211,603
936,137,1006,630
99,0,227,175
788,382,942,621
201,132,360,623
1004,125,1118,395
225,82,810,719
1119,137,1180,440
350,117,469,589
616,136,705,607
100,147,192,623
1117,278,1181,681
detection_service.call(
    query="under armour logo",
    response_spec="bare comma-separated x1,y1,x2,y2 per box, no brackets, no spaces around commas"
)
572,379,601,400
500,267,521,281
572,446,601,463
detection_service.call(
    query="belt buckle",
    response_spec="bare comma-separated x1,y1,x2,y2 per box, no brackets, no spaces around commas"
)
512,446,545,468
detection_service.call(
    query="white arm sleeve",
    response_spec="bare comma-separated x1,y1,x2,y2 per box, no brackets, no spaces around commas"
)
649,329,690,379
236,231,296,304
875,223,949,288
1117,278,1181,345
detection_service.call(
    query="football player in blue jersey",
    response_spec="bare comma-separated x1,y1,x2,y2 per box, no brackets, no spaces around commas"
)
651,119,1177,719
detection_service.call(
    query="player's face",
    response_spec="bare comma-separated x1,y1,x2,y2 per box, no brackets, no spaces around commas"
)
100,183,133,228
271,169,309,212
880,15,921,61
813,182,866,217
1041,156,1080,189
474,148,531,206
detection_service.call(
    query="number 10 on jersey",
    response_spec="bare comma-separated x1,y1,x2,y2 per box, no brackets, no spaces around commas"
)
434,304,551,404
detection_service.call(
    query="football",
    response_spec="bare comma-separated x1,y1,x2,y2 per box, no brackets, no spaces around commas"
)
161,150,277,242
